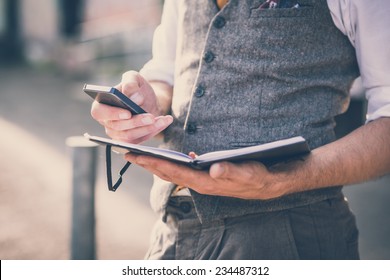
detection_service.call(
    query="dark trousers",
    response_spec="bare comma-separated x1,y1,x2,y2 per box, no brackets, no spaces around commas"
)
145,195,359,260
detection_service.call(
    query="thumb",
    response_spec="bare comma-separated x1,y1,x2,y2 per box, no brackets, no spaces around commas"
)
209,162,232,179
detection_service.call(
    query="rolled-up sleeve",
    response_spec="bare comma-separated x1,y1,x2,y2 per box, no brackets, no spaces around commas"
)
139,0,177,86
328,0,390,122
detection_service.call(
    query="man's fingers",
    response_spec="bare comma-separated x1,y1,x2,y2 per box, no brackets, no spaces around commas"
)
91,100,132,121
120,71,144,101
104,113,155,131
106,115,173,143
126,154,210,188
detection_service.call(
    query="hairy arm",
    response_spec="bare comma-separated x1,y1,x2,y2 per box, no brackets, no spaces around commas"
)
270,117,390,196
126,117,390,199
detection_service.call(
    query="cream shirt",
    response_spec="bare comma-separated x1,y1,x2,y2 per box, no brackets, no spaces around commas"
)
140,0,390,122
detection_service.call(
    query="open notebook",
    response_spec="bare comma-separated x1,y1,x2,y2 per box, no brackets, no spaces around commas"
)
84,133,310,170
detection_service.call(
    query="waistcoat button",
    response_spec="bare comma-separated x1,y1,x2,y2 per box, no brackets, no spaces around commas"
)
203,51,215,63
213,16,226,29
186,123,197,134
195,85,205,97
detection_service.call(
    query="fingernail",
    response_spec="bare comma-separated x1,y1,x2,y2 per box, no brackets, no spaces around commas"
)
210,163,225,178
166,115,174,124
155,118,166,129
141,116,153,125
216,163,225,175
135,156,147,166
130,92,143,104
119,112,131,119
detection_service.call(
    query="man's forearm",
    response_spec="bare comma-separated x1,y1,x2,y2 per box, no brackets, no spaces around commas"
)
271,117,390,195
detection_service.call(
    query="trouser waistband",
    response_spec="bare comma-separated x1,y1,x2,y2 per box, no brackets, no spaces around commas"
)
165,196,197,221
164,186,344,223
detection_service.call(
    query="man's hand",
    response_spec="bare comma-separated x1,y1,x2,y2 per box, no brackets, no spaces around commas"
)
125,153,287,200
91,71,173,144
125,117,390,199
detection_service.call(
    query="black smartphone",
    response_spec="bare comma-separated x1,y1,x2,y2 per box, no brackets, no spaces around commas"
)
83,84,146,115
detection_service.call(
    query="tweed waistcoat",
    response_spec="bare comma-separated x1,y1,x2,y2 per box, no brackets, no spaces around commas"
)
150,0,360,222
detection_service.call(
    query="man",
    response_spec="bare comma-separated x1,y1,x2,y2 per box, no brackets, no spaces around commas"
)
91,0,390,259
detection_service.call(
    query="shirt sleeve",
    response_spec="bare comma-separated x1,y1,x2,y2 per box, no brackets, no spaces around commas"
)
139,0,178,86
327,0,390,122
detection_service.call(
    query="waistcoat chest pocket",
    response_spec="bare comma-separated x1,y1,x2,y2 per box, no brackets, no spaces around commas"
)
250,6,313,18
249,0,314,18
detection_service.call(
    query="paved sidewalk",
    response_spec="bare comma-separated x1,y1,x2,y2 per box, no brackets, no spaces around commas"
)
0,66,157,259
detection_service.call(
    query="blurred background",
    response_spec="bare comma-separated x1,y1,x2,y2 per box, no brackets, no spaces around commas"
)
0,0,389,260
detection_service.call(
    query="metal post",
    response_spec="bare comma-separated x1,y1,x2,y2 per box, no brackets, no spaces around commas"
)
1,0,23,62
66,136,99,260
